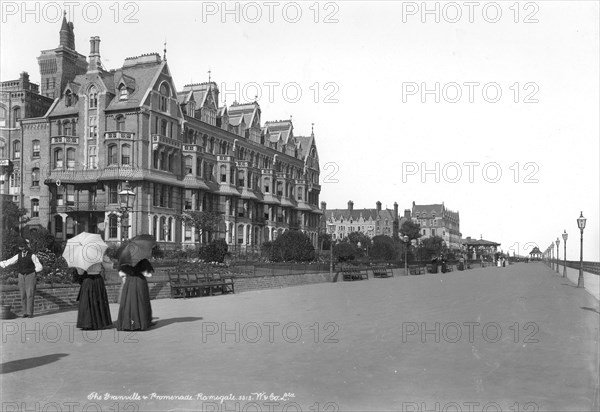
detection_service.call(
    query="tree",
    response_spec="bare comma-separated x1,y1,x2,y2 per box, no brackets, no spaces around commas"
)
268,230,315,262
318,232,332,251
333,242,357,262
400,220,421,241
180,211,222,249
370,235,396,261
1,199,29,259
346,232,372,249
421,236,445,261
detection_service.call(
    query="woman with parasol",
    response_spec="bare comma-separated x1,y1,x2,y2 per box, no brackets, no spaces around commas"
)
115,235,156,331
63,233,113,330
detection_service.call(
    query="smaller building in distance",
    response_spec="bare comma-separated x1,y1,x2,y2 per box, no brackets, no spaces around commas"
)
323,200,400,241
529,246,542,261
411,201,461,250
461,236,501,261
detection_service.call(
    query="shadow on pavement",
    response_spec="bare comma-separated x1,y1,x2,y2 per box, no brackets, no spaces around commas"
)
560,283,579,288
580,307,600,315
151,317,203,330
0,353,69,374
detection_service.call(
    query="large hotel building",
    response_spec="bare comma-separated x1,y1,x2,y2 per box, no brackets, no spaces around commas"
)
0,17,323,249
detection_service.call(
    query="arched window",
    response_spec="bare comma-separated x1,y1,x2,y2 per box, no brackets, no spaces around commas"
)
153,150,159,169
63,121,71,136
160,119,168,136
160,152,166,171
168,153,174,172
88,146,97,168
167,217,173,241
12,140,20,159
0,140,5,160
12,107,21,128
54,149,63,169
31,168,39,187
159,216,166,241
238,170,245,187
107,144,117,165
109,215,118,238
55,215,64,237
0,105,6,125
66,148,75,169
116,115,125,131
72,120,76,135
159,82,170,112
121,144,131,165
31,199,39,217
88,86,98,109
152,216,158,240
184,156,193,175
220,165,227,183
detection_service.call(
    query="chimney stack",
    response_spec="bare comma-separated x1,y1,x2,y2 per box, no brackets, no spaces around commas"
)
348,200,354,212
88,36,102,72
394,202,399,219
320,201,327,211
404,209,411,219
376,201,382,212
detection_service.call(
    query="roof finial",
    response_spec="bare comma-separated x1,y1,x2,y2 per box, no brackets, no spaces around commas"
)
163,40,167,61
208,68,212,83
311,122,314,135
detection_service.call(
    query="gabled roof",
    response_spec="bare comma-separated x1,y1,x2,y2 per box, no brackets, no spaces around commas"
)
181,82,218,110
412,203,459,220
263,120,293,144
529,247,542,255
461,238,501,247
325,208,396,223
228,101,260,128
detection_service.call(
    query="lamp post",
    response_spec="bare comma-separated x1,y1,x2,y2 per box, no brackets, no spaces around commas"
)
403,235,409,275
118,181,136,242
577,212,586,288
555,237,560,274
562,230,568,278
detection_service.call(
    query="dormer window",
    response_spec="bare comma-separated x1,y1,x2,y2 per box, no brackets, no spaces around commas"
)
159,82,170,112
65,90,73,107
119,84,128,101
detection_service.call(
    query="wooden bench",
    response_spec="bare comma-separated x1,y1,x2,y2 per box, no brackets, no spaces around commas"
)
372,265,393,278
169,269,235,298
341,267,368,281
408,265,425,276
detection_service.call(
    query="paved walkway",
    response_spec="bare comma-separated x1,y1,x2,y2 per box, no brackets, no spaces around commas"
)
1,263,598,412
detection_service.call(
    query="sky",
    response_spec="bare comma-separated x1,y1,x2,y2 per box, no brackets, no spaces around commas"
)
1,1,598,260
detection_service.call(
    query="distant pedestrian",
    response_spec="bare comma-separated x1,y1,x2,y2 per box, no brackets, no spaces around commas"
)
0,239,43,318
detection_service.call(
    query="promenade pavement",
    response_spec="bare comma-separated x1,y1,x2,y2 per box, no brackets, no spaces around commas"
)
1,263,598,412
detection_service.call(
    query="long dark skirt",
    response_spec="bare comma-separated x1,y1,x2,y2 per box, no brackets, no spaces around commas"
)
77,275,113,330
115,274,153,331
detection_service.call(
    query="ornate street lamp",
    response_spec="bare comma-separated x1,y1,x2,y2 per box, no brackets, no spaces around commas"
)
118,181,136,242
403,235,409,275
577,212,586,288
555,237,560,274
561,230,568,278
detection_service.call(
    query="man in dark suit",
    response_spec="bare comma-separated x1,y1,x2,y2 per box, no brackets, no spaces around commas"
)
0,239,43,318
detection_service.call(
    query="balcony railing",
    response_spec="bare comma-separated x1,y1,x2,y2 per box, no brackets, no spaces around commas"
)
51,201,106,213
51,135,79,145
183,144,204,153
152,134,182,149
105,131,135,139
